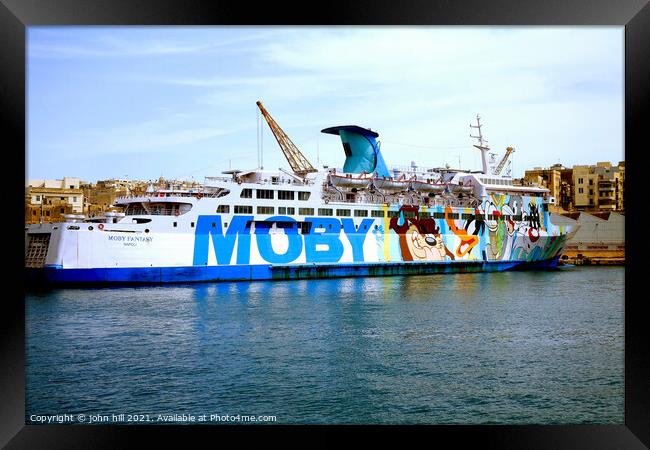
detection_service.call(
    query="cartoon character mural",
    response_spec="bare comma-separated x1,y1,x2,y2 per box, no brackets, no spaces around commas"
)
444,206,479,258
389,206,455,261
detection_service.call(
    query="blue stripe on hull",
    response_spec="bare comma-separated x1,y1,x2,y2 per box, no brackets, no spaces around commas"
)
27,257,561,285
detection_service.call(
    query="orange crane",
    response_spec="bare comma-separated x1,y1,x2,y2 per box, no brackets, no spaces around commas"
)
256,101,317,177
494,146,514,175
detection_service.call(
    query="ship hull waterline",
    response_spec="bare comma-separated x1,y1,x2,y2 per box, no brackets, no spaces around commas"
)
26,256,561,286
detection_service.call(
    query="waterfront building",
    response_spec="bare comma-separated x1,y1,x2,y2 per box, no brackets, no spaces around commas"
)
25,177,85,224
524,161,624,213
572,162,625,212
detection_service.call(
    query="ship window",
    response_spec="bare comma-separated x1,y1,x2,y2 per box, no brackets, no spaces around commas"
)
420,212,431,218
354,210,368,217
461,213,473,220
336,209,351,217
403,210,416,219
191,222,195,228
371,210,385,218
173,222,177,227
299,207,314,215
235,205,253,214
298,192,311,201
387,211,399,218
299,222,312,234
257,189,274,199
447,212,459,219
216,205,230,213
257,206,275,214
279,207,296,215
278,190,295,200
212,222,216,228
240,188,252,198
318,208,333,216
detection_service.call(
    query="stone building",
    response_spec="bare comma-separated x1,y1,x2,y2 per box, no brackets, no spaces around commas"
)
524,161,624,213
25,177,85,224
572,162,624,212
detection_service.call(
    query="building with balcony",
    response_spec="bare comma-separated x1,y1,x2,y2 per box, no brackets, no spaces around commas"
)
573,161,624,212
525,161,624,213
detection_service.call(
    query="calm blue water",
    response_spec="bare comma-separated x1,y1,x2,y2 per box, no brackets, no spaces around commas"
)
25,267,624,425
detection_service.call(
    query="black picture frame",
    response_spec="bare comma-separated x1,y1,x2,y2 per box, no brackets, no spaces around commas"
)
3,0,648,447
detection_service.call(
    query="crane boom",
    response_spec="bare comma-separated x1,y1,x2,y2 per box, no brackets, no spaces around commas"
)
256,101,317,177
494,146,514,175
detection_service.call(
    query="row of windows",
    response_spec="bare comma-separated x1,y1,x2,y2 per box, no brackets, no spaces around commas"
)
481,178,513,186
240,188,311,201
33,195,78,202
221,206,525,221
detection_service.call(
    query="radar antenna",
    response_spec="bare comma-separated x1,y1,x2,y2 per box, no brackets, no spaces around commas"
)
256,101,317,177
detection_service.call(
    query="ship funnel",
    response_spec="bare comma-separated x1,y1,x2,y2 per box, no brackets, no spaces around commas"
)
321,125,390,177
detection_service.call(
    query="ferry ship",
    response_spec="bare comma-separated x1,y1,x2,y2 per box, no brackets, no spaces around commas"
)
25,103,575,284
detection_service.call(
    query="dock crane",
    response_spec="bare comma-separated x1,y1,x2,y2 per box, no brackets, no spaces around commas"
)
494,146,514,175
256,101,318,177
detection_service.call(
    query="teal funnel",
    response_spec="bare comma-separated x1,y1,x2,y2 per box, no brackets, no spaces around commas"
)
321,125,390,177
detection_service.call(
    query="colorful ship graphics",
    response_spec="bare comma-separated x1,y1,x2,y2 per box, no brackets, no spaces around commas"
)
25,105,576,284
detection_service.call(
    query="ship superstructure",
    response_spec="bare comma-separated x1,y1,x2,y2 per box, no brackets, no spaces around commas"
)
25,104,574,284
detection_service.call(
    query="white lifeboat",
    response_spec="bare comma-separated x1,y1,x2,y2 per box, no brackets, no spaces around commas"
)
450,184,473,193
411,180,446,193
372,177,410,192
329,173,372,189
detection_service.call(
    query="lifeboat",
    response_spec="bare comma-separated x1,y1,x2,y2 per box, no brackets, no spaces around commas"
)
329,173,372,189
373,177,410,192
411,180,446,193
450,184,473,193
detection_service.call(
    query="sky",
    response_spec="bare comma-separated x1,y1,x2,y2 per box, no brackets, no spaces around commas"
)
27,26,624,183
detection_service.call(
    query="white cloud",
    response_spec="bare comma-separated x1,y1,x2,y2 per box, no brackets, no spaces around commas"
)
27,27,623,180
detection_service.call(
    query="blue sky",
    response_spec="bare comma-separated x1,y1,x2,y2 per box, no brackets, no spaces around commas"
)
27,27,623,183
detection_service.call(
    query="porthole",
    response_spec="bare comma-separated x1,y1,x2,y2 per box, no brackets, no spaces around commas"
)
88,226,94,231
145,229,150,233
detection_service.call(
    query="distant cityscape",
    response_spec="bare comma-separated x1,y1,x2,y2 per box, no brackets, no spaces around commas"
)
25,160,625,225
25,177,202,224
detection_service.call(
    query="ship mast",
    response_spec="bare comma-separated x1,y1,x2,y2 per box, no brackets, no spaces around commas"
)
470,114,490,175
256,101,317,177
